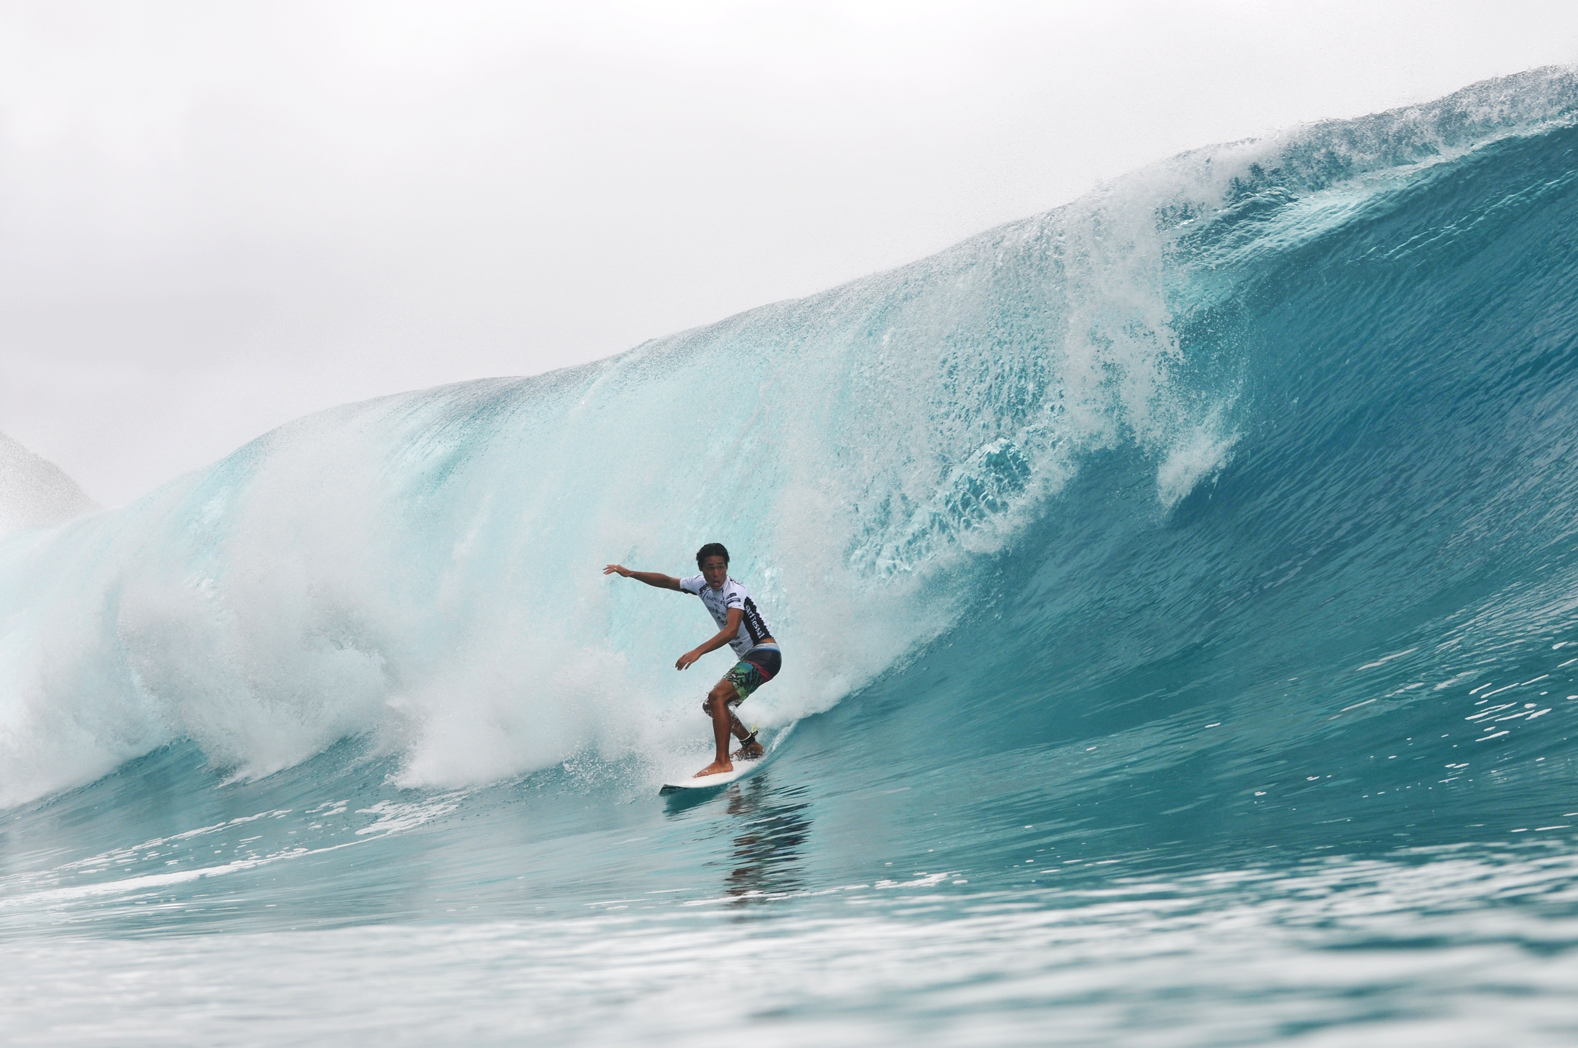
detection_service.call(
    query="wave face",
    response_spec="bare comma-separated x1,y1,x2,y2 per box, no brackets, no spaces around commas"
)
5,67,1578,1047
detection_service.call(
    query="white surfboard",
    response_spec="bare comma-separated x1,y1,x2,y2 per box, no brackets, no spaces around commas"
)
658,724,793,794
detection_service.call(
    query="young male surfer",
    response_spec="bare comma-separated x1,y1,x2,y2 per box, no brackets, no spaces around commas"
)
603,543,781,778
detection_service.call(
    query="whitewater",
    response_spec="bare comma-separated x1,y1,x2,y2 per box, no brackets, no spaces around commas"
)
5,67,1578,1046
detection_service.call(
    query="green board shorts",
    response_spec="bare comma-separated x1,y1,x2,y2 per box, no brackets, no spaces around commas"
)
717,644,782,705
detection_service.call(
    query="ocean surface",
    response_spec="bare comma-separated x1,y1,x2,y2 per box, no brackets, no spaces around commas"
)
5,67,1578,1046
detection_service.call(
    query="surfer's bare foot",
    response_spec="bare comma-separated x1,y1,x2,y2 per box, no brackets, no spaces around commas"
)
731,741,764,761
695,759,733,777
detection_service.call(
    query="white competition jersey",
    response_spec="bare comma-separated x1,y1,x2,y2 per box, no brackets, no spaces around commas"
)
678,574,774,658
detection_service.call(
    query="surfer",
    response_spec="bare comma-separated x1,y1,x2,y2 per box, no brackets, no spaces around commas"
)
603,543,780,777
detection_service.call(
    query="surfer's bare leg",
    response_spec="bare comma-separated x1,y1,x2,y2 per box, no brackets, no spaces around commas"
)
695,681,737,777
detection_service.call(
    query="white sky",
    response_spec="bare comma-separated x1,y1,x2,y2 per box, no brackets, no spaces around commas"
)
3,0,1576,505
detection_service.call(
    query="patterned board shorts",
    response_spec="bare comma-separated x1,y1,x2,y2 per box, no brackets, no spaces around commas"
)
721,646,782,704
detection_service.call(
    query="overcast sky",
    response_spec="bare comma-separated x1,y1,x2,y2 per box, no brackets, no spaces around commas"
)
3,0,1576,505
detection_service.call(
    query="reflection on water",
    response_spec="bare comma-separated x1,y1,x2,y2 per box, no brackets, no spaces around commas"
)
721,775,811,901
661,772,812,902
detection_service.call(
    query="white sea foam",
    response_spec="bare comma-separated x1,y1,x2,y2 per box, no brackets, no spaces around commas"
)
0,432,98,536
6,845,1578,1047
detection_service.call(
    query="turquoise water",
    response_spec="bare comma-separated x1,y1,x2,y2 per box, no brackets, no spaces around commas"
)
5,67,1578,1045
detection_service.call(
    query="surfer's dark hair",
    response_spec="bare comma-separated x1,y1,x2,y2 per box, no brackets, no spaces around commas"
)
696,542,730,567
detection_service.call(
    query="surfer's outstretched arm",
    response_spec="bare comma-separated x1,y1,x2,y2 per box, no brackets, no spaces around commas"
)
603,564,681,590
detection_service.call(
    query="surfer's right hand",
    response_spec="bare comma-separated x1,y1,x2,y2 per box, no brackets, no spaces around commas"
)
603,564,629,576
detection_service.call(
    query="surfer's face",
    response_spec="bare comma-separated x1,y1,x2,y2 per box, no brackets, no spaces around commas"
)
699,556,728,590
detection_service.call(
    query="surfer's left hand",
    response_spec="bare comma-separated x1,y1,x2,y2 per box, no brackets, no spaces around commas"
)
675,649,700,671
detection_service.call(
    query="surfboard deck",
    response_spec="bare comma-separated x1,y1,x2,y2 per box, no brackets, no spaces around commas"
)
658,758,762,793
658,724,792,794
